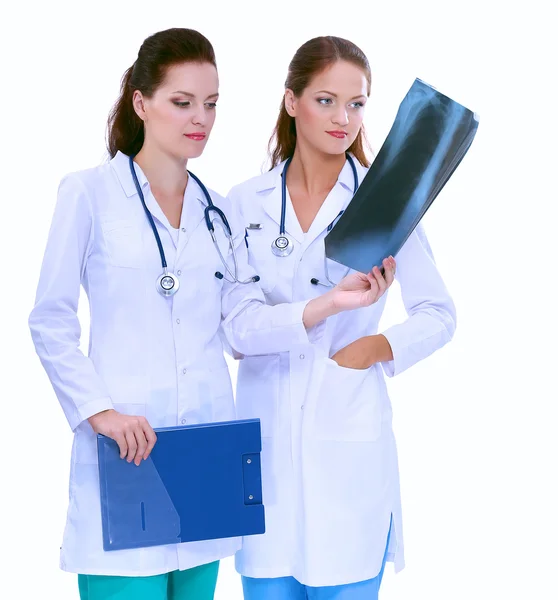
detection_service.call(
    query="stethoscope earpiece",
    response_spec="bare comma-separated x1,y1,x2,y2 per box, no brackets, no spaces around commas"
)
216,272,259,283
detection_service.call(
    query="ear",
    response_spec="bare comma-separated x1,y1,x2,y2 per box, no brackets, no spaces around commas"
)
132,90,147,122
284,89,297,117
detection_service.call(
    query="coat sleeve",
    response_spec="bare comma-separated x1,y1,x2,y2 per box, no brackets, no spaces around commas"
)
220,187,326,357
28,174,113,430
380,223,457,377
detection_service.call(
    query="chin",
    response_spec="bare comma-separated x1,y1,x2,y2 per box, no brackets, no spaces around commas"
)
171,145,205,161
187,148,205,159
319,143,351,157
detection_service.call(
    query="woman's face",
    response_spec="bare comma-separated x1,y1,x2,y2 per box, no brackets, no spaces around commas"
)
133,61,219,160
286,60,369,156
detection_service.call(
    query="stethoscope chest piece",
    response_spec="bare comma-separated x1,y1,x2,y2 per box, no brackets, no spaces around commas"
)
157,271,180,297
271,235,294,257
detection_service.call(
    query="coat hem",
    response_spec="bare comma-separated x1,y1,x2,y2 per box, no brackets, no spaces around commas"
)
60,550,232,577
236,554,402,587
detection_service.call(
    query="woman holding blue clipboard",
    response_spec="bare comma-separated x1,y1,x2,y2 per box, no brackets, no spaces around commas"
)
28,29,394,600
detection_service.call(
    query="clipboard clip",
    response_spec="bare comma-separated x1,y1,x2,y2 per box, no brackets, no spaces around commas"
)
242,453,262,505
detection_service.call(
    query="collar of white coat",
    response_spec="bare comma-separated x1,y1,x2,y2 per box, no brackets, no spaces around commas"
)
254,153,363,194
109,150,208,239
253,153,366,244
110,150,150,197
110,150,206,204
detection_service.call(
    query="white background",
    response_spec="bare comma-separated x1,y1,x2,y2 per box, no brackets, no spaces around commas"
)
2,1,557,598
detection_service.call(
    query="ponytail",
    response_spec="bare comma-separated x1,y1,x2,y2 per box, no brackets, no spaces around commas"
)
268,98,297,169
106,65,144,159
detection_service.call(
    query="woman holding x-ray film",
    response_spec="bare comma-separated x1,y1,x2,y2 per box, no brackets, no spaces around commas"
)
228,36,457,599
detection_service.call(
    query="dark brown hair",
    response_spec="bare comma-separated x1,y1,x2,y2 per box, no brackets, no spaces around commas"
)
268,36,372,169
106,28,216,158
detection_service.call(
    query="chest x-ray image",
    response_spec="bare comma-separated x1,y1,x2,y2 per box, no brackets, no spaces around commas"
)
326,78,479,273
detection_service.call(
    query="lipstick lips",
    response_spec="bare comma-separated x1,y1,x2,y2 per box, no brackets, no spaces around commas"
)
184,133,206,141
326,131,348,139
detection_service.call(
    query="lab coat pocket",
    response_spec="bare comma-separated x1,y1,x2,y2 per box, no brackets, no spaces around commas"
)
101,219,144,269
310,358,383,442
236,355,280,438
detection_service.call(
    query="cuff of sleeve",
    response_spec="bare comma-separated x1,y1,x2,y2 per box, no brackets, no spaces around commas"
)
379,325,406,378
71,396,114,431
308,318,327,343
290,300,327,345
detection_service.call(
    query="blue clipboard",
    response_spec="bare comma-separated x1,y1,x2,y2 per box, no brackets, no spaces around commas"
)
97,418,265,551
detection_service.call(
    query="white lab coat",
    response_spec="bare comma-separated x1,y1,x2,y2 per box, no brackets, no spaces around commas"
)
228,156,457,587
28,151,322,577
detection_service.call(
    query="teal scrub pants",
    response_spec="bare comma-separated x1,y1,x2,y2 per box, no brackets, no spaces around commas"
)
78,560,219,600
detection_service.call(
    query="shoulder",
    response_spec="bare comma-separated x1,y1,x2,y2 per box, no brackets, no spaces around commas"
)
226,162,284,202
57,161,112,196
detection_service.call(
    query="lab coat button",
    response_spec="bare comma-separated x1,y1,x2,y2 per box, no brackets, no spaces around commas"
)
176,318,180,324
181,419,186,424
177,270,182,276
299,354,305,359
182,368,187,374
181,227,186,233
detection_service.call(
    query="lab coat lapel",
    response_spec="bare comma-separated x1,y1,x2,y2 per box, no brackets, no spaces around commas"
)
261,184,303,244
175,179,206,263
114,152,175,242
143,191,177,248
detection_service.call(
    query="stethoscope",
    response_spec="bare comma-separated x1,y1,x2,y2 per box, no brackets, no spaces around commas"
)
272,154,359,287
129,156,259,297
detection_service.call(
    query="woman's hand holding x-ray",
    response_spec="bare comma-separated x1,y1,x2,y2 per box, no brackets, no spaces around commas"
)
302,257,396,329
88,410,157,466
331,256,396,311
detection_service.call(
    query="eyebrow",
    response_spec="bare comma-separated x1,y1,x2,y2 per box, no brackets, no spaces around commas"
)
314,90,367,100
171,91,220,100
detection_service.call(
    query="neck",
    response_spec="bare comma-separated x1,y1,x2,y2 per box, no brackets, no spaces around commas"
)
286,143,346,196
134,142,189,197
